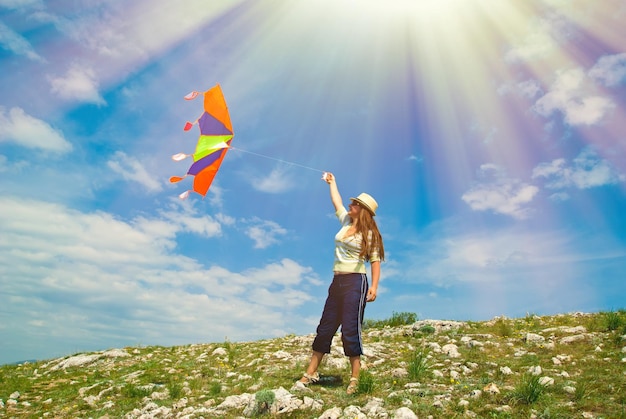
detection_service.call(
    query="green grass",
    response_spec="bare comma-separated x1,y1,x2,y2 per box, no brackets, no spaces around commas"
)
363,311,417,329
1,310,625,418
407,350,430,381
509,374,546,404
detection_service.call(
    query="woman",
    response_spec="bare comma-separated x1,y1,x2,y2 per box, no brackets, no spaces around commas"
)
298,172,385,395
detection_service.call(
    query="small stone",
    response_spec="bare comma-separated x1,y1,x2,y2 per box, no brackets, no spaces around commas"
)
563,386,576,394
483,383,500,394
538,376,554,386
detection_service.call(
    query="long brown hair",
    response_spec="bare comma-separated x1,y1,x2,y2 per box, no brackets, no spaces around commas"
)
355,209,385,262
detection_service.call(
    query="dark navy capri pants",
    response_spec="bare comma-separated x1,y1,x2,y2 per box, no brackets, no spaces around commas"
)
312,273,369,357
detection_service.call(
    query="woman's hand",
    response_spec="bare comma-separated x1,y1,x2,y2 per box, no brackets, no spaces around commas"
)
322,172,335,184
366,287,377,302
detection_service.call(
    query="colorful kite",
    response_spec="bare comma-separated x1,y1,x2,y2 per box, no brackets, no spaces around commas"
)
170,84,234,199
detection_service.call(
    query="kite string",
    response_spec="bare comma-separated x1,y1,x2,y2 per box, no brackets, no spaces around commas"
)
228,146,326,173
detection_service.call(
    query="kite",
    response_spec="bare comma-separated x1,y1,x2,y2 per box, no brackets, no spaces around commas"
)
170,84,234,199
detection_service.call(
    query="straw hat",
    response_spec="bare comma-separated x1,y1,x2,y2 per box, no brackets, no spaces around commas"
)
350,193,378,216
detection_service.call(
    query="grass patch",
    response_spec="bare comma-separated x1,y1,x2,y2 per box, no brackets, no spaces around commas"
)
363,311,417,329
509,374,546,404
602,309,625,331
407,350,430,381
357,370,375,394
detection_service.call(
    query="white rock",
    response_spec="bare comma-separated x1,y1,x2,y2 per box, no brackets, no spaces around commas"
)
102,349,130,358
217,393,253,410
469,389,482,399
362,397,386,417
302,396,324,411
563,385,576,394
427,342,442,352
538,376,554,386
432,369,444,378
528,365,542,376
9,392,19,400
50,354,101,370
325,356,347,369
543,325,587,334
551,357,561,365
442,343,461,358
483,383,500,394
212,347,228,356
393,406,418,419
525,333,545,343
290,381,311,392
273,350,292,360
458,399,470,408
559,334,588,344
343,405,366,419
318,406,342,419
172,397,188,409
500,366,513,375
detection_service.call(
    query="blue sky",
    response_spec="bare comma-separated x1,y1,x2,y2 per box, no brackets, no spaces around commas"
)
1,0,625,365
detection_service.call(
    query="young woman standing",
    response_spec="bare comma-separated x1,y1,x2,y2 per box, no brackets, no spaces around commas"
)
298,172,385,395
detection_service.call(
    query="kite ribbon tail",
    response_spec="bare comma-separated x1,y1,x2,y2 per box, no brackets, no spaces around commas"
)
169,175,187,183
184,91,200,100
172,153,191,162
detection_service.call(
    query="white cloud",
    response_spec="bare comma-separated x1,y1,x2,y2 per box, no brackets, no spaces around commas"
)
0,153,28,173
158,198,224,238
245,218,288,249
0,196,318,364
533,68,615,126
462,164,538,220
517,79,542,98
0,107,72,153
588,53,626,87
49,64,106,105
107,151,163,193
532,148,625,190
252,167,294,193
0,21,43,61
504,15,570,64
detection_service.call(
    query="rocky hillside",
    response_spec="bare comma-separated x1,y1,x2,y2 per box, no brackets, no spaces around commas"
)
1,311,625,418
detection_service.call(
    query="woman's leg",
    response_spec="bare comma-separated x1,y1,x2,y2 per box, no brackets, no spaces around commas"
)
299,350,325,383
340,274,368,358
349,355,360,379
312,280,341,354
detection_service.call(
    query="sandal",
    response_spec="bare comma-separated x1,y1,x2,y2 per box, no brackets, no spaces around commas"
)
299,372,320,386
346,377,358,395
